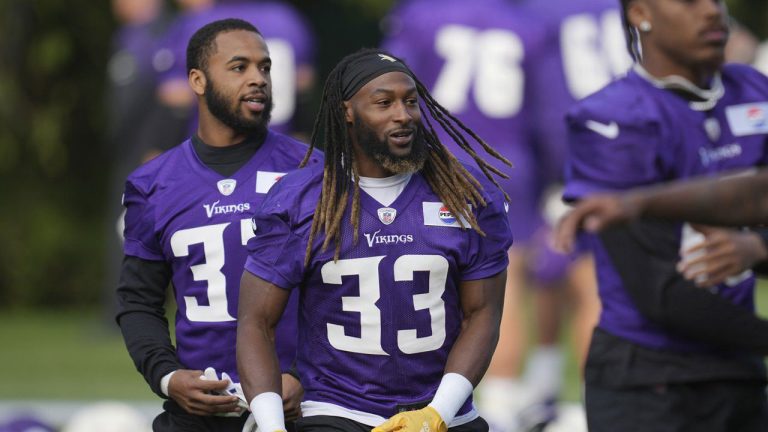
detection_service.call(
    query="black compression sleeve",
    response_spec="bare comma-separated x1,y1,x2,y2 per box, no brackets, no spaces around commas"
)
115,255,182,398
599,221,768,354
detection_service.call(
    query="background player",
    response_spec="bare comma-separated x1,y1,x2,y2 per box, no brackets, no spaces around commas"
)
116,18,319,431
563,0,768,429
237,48,512,432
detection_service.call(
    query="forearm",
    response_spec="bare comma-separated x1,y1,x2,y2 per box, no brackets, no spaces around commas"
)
445,271,506,385
237,271,291,431
236,311,282,401
635,170,768,226
115,255,181,397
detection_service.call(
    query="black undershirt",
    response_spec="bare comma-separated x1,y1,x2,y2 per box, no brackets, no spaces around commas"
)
586,221,768,389
191,132,264,177
115,133,265,397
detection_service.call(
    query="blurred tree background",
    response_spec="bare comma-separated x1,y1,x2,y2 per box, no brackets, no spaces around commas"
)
0,0,765,310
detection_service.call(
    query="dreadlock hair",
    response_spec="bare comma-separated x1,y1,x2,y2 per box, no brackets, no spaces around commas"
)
186,18,262,74
300,48,512,265
619,0,642,62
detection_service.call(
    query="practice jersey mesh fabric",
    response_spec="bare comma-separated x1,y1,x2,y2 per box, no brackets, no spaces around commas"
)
122,130,320,383
245,162,512,424
564,64,768,352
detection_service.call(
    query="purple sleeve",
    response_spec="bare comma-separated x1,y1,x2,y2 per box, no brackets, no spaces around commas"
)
244,184,308,289
563,105,663,201
462,178,513,280
122,179,164,261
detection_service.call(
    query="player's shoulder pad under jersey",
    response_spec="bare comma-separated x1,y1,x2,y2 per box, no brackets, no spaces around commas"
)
722,63,768,95
258,162,324,224
566,73,663,139
124,141,188,195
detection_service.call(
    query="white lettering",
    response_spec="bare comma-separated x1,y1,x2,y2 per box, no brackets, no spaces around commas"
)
202,201,251,218
364,230,414,248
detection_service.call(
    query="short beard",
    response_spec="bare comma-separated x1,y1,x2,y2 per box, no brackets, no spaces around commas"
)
353,115,427,174
205,76,272,135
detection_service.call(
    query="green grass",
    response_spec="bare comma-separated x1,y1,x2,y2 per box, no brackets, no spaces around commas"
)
2,282,767,401
0,309,155,400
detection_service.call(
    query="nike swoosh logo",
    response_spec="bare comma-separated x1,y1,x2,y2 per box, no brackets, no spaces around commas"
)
585,120,619,139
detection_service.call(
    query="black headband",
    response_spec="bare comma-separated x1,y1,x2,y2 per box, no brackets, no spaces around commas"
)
341,52,413,100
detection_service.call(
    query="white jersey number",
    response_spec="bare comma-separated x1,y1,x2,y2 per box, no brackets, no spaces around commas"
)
170,219,255,322
323,255,448,355
265,38,296,126
561,10,632,100
433,25,525,118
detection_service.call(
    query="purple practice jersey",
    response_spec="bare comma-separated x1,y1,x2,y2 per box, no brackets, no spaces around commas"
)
245,164,512,426
122,131,320,383
564,64,768,352
381,0,546,243
155,1,314,133
524,0,632,183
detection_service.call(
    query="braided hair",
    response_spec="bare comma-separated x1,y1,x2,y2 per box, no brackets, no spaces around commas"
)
300,48,512,264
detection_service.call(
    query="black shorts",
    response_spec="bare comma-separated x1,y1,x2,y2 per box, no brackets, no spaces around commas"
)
152,399,298,432
585,380,768,432
295,414,488,432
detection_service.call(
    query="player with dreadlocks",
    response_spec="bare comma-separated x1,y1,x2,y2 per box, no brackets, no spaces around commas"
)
562,0,768,430
237,48,513,432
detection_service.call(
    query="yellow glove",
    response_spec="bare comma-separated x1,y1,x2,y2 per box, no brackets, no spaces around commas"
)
371,406,447,432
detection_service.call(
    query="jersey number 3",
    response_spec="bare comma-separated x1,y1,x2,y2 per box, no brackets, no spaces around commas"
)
170,220,254,322
322,255,448,355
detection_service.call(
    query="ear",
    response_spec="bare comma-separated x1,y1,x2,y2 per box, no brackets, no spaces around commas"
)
188,68,206,96
343,101,353,124
627,0,651,29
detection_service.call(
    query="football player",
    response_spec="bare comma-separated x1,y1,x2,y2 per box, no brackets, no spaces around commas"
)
237,49,513,432
115,19,320,432
564,0,768,429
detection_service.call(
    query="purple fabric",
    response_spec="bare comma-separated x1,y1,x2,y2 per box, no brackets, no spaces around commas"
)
381,0,547,242
245,163,512,419
523,0,632,184
564,64,768,351
123,130,320,380
0,417,55,432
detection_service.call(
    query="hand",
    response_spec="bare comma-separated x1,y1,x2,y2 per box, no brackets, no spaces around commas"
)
168,369,244,416
281,373,304,421
371,406,447,432
554,194,638,253
678,225,768,288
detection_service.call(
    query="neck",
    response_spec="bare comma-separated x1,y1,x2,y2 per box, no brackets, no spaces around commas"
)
641,52,719,88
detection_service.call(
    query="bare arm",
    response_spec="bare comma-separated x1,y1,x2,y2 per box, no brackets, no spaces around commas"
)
556,170,768,252
237,271,291,404
444,270,507,385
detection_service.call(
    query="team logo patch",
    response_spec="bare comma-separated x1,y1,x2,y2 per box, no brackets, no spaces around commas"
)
725,102,768,136
422,202,469,228
377,207,397,225
255,171,286,194
703,117,721,142
378,53,397,62
217,179,237,196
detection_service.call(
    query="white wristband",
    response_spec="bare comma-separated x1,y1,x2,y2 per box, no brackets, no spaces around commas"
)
428,373,474,426
249,392,286,432
160,370,177,397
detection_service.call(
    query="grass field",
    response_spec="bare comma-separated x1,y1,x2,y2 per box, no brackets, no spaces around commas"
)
2,282,768,402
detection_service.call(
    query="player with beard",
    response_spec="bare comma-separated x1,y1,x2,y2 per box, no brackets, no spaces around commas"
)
563,0,768,430
237,48,513,432
115,19,320,432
